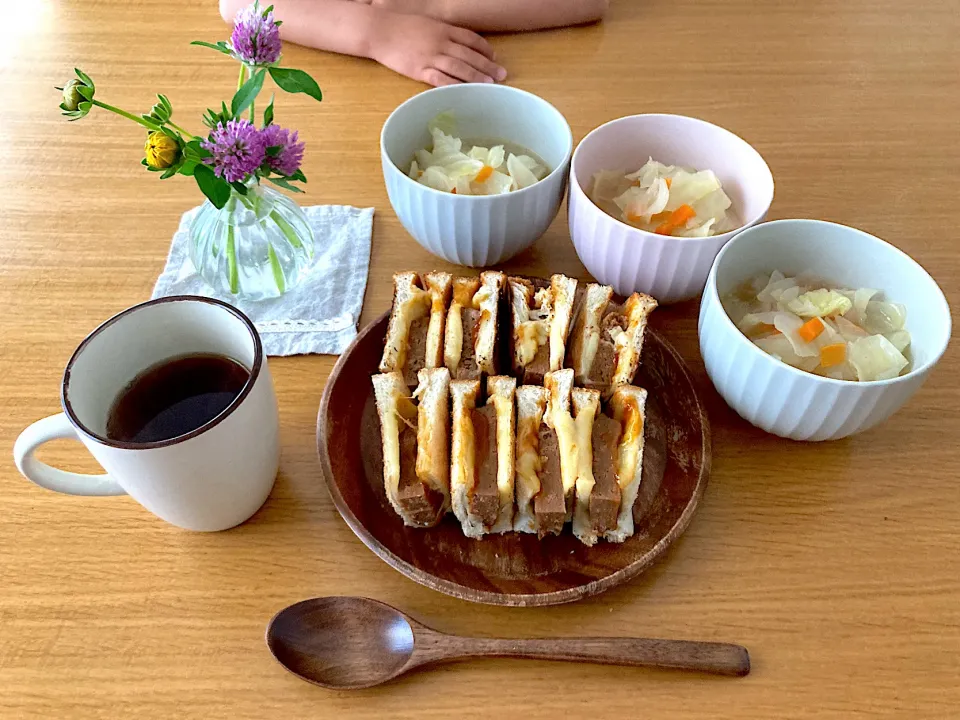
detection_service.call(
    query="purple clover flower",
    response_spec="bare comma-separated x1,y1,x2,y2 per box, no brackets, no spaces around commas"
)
201,119,266,183
230,2,282,66
260,124,305,177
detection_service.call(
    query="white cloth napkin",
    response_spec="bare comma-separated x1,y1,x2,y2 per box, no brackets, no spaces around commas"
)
152,204,374,356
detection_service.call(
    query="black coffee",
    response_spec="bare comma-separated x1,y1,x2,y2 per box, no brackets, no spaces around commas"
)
105,353,250,444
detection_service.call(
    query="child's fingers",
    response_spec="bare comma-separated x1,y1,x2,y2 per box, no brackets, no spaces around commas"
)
448,26,496,60
433,55,494,84
446,43,507,82
421,68,461,87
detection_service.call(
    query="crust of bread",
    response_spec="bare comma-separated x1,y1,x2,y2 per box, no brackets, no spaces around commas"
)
450,379,484,538
513,385,547,533
609,292,658,395
571,388,601,546
474,271,504,375
486,375,516,533
567,283,615,381
507,277,537,374
379,272,431,375
543,369,577,521
605,384,648,542
372,372,416,523
548,274,578,372
423,272,452,371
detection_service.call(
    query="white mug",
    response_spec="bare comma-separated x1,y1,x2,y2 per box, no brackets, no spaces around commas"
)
13,296,280,531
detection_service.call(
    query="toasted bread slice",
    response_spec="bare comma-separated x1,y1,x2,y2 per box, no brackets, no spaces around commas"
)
513,385,548,533
380,272,451,385
444,272,504,380
508,274,578,385
543,369,578,522
570,388,601,546
605,384,648,543
486,375,517,533
568,284,657,397
372,369,450,527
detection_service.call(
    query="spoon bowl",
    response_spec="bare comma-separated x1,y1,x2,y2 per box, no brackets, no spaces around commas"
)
266,596,751,690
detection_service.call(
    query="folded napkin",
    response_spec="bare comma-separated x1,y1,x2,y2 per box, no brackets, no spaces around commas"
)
152,204,374,356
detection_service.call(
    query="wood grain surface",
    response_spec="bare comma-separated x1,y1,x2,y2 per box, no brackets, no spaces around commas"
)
318,312,708,606
1,0,958,718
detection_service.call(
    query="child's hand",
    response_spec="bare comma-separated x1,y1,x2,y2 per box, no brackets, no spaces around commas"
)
368,11,507,86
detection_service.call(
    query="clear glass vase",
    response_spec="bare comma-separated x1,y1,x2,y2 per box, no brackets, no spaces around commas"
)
189,180,314,301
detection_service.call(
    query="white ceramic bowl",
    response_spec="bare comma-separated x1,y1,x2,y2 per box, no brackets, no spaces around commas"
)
699,219,951,441
568,114,774,303
381,84,573,267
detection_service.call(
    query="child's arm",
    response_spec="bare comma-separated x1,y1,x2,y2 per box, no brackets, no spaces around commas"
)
370,0,610,32
218,0,506,86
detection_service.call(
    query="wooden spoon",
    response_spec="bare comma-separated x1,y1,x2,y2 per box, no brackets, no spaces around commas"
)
266,596,750,689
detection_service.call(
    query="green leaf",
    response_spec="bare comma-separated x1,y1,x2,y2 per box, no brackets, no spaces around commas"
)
78,101,91,112
77,85,94,102
194,164,232,209
231,69,265,117
263,4,275,15
158,94,172,113
179,159,198,176
265,145,281,156
263,94,274,126
191,40,232,55
160,166,179,179
74,68,94,89
230,181,249,195
160,125,180,141
267,176,304,193
289,168,306,182
267,67,322,102
274,20,283,27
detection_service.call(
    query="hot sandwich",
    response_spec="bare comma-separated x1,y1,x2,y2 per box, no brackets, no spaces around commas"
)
380,271,452,386
508,274,578,385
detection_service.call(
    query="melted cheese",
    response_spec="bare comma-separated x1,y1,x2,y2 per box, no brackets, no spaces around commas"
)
515,416,542,506
394,291,431,371
490,393,514,500
616,399,643,490
425,295,446,367
574,404,596,500
472,284,496,310
549,318,566,372
548,404,579,495
581,328,601,377
454,410,476,494
608,325,630,351
515,320,548,366
444,303,463,371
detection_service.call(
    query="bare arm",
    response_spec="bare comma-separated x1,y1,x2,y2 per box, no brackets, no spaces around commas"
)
218,0,506,86
373,0,610,32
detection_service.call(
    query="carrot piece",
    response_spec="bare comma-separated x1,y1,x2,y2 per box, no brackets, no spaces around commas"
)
798,317,825,343
665,177,672,189
670,203,697,226
475,165,494,183
820,342,846,368
650,210,672,223
654,222,674,235
451,187,457,194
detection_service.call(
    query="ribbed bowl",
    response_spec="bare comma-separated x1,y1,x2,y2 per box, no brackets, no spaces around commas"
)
699,219,952,441
381,84,573,267
568,114,774,303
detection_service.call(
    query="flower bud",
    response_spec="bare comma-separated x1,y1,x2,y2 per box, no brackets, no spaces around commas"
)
144,131,181,169
61,79,83,111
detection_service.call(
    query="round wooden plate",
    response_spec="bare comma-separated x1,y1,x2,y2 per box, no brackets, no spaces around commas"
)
317,312,711,607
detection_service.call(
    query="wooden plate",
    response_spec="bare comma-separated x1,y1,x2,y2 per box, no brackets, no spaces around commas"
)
317,312,711,607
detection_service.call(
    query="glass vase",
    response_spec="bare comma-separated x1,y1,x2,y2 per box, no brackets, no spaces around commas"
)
189,180,314,301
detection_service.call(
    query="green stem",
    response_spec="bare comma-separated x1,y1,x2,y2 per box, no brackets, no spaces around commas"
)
165,120,197,140
92,99,160,131
237,64,246,91
271,210,304,250
226,223,239,294
250,97,256,124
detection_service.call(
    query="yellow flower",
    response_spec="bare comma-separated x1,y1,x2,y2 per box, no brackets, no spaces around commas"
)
144,131,180,169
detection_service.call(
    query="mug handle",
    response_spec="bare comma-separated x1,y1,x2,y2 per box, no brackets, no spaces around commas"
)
13,413,126,496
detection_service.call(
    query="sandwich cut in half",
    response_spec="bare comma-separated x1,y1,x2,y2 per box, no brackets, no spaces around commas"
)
372,368,451,528
508,274,578,385
443,272,505,380
380,271,453,386
450,376,517,538
513,369,579,537
567,284,658,396
572,383,649,545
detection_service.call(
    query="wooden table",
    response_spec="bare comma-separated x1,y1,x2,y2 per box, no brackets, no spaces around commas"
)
2,1,957,717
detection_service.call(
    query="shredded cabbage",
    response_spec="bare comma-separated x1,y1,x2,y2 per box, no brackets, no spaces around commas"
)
720,271,912,382
589,157,737,237
408,112,548,196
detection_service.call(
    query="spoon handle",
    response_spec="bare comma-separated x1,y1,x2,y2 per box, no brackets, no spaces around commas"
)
426,635,750,677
